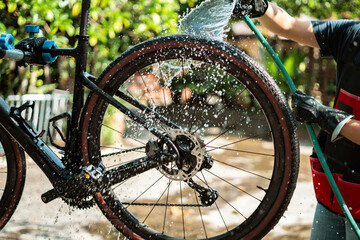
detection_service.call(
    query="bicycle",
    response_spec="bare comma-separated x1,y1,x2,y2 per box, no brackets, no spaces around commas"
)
0,0,300,239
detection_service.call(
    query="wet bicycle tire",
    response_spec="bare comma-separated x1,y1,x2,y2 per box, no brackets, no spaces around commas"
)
0,126,26,230
81,35,299,240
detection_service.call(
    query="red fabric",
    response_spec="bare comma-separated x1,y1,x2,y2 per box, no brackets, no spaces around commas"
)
335,88,360,120
310,157,360,221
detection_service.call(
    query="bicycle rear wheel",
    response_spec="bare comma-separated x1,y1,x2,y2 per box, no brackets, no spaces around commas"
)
0,126,26,230
81,35,299,239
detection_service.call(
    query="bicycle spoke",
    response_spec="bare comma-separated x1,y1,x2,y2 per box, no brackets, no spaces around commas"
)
102,123,146,146
143,180,172,223
205,128,231,146
124,175,164,208
199,171,229,232
212,158,271,180
138,71,157,108
180,181,186,239
194,189,208,239
218,192,247,220
205,169,262,201
207,145,274,157
208,134,260,150
162,179,172,234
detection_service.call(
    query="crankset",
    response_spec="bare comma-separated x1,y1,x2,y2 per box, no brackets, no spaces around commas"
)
41,164,104,205
61,195,96,209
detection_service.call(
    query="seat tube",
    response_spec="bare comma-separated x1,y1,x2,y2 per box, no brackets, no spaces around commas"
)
67,0,92,170
79,0,91,37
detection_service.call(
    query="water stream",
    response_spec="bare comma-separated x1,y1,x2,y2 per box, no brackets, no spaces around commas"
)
178,0,236,40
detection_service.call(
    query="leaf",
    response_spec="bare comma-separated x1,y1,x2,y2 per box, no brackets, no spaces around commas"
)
72,2,81,17
89,36,98,47
0,2,6,10
113,20,123,33
7,3,17,13
17,16,26,26
65,24,75,36
50,27,59,36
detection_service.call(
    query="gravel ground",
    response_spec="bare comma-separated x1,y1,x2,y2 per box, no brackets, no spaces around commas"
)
0,145,315,240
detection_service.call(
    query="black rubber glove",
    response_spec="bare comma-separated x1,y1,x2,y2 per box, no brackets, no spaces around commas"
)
292,90,353,140
233,0,269,18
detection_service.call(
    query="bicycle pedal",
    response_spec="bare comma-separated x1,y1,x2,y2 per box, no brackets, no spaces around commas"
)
41,188,59,203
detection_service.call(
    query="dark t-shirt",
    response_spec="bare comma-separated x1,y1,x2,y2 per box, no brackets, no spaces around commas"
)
312,20,360,182
312,20,360,90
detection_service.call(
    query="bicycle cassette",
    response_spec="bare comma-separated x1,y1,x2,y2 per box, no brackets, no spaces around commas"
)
158,129,205,181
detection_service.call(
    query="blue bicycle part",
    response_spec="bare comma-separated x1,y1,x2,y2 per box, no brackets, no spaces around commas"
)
0,34,14,50
42,40,58,63
24,25,39,38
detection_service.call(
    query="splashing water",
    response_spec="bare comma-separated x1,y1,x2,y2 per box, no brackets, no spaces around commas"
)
178,0,236,40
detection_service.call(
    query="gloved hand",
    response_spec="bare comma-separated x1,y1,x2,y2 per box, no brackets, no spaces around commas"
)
292,90,354,141
232,0,269,18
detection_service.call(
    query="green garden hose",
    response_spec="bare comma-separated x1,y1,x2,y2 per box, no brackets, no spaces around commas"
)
244,15,360,239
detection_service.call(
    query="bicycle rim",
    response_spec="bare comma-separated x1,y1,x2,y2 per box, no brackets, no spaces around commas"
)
81,35,299,240
0,126,26,230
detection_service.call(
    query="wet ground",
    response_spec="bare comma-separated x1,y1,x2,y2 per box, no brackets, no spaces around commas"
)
0,143,315,240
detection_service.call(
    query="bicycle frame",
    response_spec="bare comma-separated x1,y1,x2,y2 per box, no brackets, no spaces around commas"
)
0,0,94,185
0,0,177,192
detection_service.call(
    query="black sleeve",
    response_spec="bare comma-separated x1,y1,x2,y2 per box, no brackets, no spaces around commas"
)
312,20,360,62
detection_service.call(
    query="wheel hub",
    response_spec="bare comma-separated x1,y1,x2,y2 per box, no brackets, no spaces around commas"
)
158,129,205,181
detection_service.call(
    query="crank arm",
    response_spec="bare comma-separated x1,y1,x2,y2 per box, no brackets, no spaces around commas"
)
41,165,103,203
42,152,178,204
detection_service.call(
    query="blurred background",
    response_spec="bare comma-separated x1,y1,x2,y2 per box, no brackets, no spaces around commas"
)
1,0,360,239
1,0,360,102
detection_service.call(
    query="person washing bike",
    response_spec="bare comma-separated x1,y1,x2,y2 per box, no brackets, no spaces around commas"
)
234,0,360,239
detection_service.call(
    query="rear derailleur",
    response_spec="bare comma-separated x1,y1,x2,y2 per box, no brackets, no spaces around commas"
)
187,178,219,206
146,129,218,207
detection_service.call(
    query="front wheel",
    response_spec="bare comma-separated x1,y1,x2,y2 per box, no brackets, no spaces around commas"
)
81,35,299,239
0,126,26,230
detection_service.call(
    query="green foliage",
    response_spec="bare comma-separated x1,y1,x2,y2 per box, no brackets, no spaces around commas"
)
261,46,308,97
0,0,197,97
273,0,360,19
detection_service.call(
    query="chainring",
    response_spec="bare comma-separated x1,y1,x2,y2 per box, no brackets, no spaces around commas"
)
62,195,96,209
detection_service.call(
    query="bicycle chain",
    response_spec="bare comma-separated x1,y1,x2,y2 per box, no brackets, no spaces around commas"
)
62,196,96,209
100,133,209,208
121,202,205,207
101,146,146,158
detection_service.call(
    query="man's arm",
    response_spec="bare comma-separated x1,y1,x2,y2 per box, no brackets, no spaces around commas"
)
236,1,360,145
340,119,360,145
292,90,360,145
258,3,320,48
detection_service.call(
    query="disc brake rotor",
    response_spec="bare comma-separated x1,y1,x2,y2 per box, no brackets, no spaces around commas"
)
158,129,205,181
